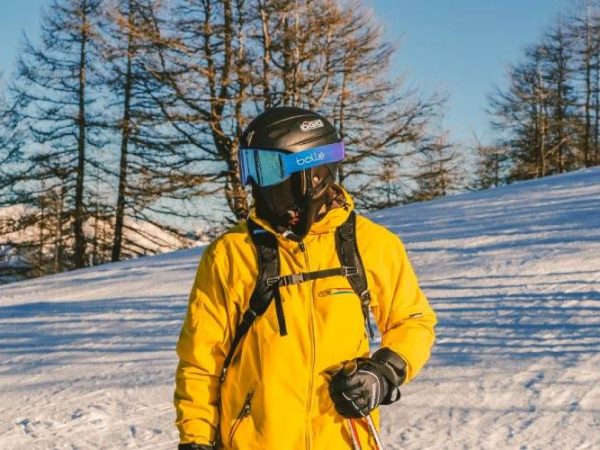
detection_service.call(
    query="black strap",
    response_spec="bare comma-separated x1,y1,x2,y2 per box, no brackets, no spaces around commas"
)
267,266,358,287
335,211,374,337
221,219,287,380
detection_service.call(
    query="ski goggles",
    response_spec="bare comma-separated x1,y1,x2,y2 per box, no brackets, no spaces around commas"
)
238,142,345,187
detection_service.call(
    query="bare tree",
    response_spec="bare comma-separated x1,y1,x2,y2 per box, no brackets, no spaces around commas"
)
490,44,554,180
252,0,445,209
0,77,25,199
354,158,411,210
96,0,183,261
9,0,103,269
471,134,510,190
570,0,600,166
147,0,443,219
543,19,578,173
488,2,600,181
411,131,464,202
2,0,447,281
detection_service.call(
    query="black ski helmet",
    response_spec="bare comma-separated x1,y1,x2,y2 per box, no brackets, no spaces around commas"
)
240,106,342,238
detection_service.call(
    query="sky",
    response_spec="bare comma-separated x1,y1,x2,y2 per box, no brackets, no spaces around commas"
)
363,0,573,145
0,0,573,146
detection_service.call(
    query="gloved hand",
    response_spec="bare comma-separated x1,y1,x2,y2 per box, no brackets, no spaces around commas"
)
178,444,214,450
327,348,406,418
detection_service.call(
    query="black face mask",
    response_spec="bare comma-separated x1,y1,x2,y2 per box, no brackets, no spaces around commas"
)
253,165,336,239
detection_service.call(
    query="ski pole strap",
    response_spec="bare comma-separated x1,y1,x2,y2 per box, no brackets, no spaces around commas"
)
267,266,358,287
365,415,384,450
347,419,362,450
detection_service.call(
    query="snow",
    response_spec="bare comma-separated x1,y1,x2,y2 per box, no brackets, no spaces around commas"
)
1,168,600,449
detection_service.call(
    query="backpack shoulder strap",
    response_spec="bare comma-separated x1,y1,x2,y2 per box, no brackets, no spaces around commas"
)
335,211,374,337
221,219,287,380
246,219,286,334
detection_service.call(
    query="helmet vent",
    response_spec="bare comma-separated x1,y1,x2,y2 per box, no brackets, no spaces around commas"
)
267,127,291,139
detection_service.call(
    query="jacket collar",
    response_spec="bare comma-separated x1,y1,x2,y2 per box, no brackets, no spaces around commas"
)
248,186,355,238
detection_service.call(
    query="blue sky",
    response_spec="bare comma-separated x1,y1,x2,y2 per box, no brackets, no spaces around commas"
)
364,0,572,144
1,0,573,145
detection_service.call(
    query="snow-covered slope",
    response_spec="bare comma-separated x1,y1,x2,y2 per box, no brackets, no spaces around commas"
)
1,168,599,449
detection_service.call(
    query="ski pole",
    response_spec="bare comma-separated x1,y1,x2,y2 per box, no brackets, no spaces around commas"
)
365,414,384,450
347,418,362,450
334,361,385,449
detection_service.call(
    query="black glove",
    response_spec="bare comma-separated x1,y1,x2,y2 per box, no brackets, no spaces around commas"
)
328,348,406,418
178,444,214,450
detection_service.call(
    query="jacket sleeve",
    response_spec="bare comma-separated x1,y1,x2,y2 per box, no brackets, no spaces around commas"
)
175,244,235,444
373,236,436,383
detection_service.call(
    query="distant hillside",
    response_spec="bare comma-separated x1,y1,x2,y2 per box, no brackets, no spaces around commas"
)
0,205,202,284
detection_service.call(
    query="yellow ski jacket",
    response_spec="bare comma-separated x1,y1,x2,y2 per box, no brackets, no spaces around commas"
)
175,190,436,449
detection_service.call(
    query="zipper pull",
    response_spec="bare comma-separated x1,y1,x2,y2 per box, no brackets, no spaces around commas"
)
318,289,334,297
241,402,251,417
298,241,306,252
229,389,254,445
241,389,253,417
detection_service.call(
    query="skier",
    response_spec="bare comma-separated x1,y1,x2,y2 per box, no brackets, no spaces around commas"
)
175,107,436,450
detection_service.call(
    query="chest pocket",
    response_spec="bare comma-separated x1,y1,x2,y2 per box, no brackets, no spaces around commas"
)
316,276,367,344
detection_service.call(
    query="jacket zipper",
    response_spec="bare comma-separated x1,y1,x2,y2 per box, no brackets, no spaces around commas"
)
301,239,316,450
318,287,355,297
228,389,254,446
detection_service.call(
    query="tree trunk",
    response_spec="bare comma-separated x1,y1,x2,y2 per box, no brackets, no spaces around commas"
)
112,0,134,262
259,0,272,109
583,9,592,167
595,49,600,164
54,187,65,273
73,0,89,268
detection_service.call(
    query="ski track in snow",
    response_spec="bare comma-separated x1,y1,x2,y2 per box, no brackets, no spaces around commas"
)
1,168,600,449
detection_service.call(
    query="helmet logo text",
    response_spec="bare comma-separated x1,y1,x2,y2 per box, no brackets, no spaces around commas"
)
300,119,324,132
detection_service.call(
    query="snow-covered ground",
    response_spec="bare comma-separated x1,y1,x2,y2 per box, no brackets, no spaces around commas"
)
1,168,599,449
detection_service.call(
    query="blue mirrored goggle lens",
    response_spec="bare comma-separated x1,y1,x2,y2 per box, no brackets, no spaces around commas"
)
254,150,284,186
239,142,345,187
239,149,286,187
